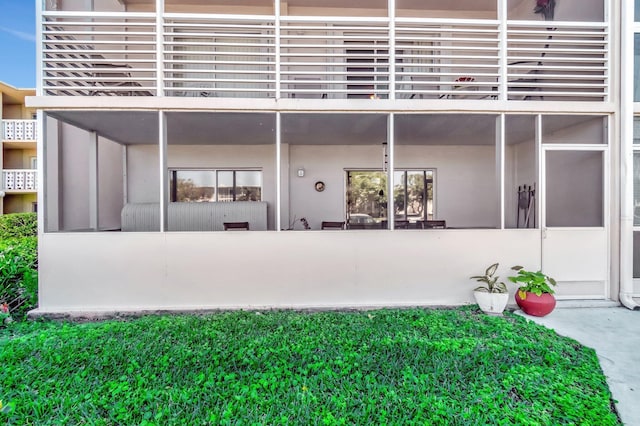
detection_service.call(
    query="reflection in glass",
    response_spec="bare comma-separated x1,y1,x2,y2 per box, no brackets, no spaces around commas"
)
347,170,434,229
236,171,262,201
170,170,262,202
347,171,388,228
393,171,433,221
217,171,234,202
171,170,216,202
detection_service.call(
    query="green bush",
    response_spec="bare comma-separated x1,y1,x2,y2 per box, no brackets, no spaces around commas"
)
0,237,38,321
0,213,37,240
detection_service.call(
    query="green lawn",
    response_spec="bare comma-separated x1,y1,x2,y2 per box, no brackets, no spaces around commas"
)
0,308,620,425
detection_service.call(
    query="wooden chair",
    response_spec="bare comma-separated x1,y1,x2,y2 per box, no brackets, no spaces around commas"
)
423,220,446,229
223,221,250,231
321,221,345,230
395,220,410,229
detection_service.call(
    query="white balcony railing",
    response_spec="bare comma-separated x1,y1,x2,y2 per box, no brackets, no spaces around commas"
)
2,120,37,141
3,170,37,191
41,12,609,102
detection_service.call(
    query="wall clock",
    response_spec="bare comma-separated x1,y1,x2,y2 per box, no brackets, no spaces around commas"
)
314,181,325,192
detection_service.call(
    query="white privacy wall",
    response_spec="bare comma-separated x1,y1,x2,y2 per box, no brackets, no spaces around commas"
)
36,229,541,313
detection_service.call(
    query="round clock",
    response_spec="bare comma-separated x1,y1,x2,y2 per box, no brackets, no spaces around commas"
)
314,181,325,192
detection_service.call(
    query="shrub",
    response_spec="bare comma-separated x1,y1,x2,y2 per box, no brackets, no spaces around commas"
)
0,237,38,321
0,213,37,240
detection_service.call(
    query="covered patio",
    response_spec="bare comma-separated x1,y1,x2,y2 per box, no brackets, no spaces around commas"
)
32,108,612,312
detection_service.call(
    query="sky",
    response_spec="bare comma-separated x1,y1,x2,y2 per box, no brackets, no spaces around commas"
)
0,0,36,88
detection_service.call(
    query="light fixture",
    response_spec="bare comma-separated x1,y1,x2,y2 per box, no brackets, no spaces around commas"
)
382,142,388,172
297,167,305,177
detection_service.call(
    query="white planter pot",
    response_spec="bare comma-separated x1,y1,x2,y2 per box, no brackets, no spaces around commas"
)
473,291,509,315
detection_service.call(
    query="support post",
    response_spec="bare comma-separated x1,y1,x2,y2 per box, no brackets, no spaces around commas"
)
159,111,168,232
89,131,99,230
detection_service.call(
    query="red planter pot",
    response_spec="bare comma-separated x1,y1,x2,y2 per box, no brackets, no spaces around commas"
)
515,291,556,317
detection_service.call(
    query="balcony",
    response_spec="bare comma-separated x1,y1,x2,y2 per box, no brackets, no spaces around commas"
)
2,120,37,142
3,170,37,192
40,11,609,102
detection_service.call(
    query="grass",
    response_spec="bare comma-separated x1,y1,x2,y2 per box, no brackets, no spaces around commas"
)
0,307,621,425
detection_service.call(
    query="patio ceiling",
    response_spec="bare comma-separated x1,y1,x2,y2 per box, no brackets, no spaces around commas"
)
48,110,596,147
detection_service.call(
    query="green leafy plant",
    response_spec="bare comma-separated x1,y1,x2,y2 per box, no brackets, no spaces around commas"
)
0,237,38,320
0,309,621,425
470,262,508,293
509,265,557,299
0,213,37,240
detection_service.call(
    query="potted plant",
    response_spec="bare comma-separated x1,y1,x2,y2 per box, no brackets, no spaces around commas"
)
470,263,509,315
508,266,557,317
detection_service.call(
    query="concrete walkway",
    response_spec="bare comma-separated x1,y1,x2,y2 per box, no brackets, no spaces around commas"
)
517,306,639,426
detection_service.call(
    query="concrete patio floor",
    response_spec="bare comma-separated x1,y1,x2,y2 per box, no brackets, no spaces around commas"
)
517,306,639,425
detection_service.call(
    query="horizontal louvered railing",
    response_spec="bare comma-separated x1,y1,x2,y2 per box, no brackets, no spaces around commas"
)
40,12,609,102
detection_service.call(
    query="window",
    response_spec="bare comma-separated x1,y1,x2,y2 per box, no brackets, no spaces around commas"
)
170,170,262,202
346,170,434,227
394,170,434,222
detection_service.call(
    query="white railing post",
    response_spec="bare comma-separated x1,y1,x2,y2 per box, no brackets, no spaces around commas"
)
276,112,281,231
388,0,395,100
89,131,99,230
36,0,44,96
388,113,395,230
498,0,508,101
156,0,164,96
275,0,281,99
159,111,168,232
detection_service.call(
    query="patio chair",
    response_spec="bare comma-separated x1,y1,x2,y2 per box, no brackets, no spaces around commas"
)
223,221,250,231
395,220,410,229
321,221,345,230
423,220,446,229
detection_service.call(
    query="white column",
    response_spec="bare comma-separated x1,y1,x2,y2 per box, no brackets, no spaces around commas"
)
388,0,395,100
497,114,505,229
38,112,48,233
536,114,544,234
159,111,168,232
89,131,99,230
122,145,128,206
498,0,508,101
276,112,282,231
36,0,44,96
388,113,395,229
275,0,281,99
156,0,164,96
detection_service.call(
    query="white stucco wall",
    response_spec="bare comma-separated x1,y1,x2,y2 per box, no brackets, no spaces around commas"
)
127,144,279,228
288,144,499,229
36,229,541,313
46,119,125,231
99,138,124,230
60,123,90,230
